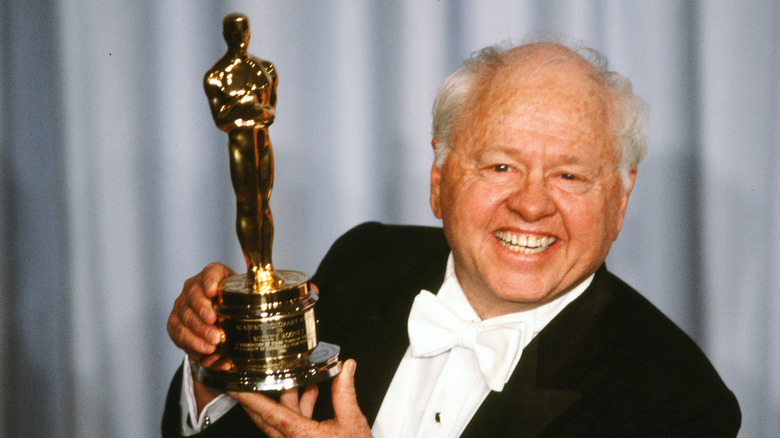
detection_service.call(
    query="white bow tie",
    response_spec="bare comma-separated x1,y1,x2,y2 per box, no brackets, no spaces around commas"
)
407,290,527,392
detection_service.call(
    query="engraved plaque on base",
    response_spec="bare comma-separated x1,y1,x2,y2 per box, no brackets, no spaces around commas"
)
198,12,341,392
198,271,342,392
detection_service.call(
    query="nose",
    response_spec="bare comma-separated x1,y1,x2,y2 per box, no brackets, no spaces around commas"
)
505,173,556,221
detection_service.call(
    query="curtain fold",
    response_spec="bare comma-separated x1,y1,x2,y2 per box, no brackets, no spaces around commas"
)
697,2,779,426
1,1,776,436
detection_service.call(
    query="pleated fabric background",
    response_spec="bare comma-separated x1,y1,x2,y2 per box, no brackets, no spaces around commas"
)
1,1,778,436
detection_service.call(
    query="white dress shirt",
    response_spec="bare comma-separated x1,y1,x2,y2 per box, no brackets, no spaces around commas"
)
179,357,237,435
371,254,591,438
180,253,592,436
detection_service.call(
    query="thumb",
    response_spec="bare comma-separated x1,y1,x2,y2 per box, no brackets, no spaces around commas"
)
331,359,363,422
202,263,235,292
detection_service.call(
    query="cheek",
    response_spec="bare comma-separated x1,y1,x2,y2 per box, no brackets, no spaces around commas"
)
593,185,628,239
445,181,509,228
557,196,612,242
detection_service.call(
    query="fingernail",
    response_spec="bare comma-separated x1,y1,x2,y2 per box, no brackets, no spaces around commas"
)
206,327,219,344
200,308,210,320
204,279,214,290
349,360,356,376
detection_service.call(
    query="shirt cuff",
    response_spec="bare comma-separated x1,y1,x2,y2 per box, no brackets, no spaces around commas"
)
179,355,238,436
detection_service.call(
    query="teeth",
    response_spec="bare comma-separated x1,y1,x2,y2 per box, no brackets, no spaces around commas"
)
495,231,556,254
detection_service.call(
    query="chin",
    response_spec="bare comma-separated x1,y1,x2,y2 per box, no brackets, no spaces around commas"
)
499,287,557,307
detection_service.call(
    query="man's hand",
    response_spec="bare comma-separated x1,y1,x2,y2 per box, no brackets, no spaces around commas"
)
167,263,236,412
167,262,235,361
230,359,371,438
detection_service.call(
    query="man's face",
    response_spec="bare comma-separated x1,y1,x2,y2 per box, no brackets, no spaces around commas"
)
430,50,635,318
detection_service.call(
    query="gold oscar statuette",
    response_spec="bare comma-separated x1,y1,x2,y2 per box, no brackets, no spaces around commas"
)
198,12,341,391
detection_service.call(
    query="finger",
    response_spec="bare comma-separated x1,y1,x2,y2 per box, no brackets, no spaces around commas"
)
177,296,222,345
210,356,235,371
167,311,217,356
298,384,319,418
278,388,300,412
186,285,218,327
255,419,285,438
169,288,220,350
175,264,232,345
310,282,320,294
199,353,223,368
201,262,235,299
188,263,233,325
331,359,368,427
167,264,234,358
230,391,316,433
232,399,284,438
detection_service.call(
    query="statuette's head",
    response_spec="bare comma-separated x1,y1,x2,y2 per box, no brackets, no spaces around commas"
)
223,13,250,50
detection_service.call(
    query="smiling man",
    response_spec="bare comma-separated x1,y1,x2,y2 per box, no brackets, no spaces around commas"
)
164,41,740,437
430,43,635,319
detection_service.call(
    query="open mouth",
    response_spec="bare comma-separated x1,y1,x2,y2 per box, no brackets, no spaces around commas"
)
495,230,556,254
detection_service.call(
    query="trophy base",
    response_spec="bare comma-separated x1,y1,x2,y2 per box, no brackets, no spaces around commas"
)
198,342,342,392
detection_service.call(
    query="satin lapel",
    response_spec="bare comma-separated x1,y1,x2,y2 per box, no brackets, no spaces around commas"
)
463,266,615,437
347,277,419,423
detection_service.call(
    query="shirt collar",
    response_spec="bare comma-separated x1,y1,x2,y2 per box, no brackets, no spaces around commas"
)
437,252,594,337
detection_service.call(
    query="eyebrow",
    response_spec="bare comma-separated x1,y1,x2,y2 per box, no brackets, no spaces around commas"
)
475,146,592,164
470,146,524,164
474,146,518,157
551,154,588,165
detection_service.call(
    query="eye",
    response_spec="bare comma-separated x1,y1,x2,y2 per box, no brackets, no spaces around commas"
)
478,162,519,184
559,172,576,180
550,170,592,194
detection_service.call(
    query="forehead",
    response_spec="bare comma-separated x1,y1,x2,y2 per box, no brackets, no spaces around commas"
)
457,47,616,154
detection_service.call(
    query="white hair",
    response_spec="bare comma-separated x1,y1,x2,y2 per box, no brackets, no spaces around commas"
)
431,40,648,189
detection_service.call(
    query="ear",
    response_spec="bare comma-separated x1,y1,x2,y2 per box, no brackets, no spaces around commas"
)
430,165,443,219
613,165,637,238
430,138,443,219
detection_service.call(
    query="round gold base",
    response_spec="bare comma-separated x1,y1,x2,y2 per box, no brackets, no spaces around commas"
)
198,342,342,392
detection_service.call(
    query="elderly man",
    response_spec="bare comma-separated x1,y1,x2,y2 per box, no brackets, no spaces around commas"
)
163,41,740,437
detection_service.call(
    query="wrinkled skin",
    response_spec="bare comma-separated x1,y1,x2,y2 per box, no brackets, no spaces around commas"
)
430,44,635,319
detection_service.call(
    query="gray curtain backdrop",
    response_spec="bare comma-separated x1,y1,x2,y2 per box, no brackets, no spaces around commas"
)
1,1,777,436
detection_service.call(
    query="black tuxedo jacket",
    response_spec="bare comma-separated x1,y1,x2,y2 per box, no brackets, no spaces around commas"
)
163,222,740,437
